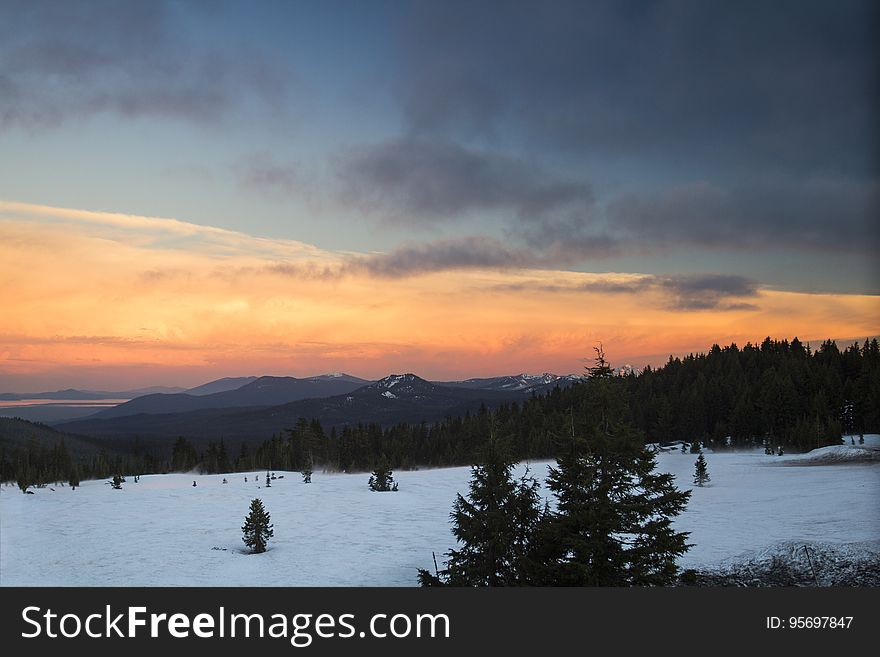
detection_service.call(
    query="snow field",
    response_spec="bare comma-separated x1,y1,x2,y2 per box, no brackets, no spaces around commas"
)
1,436,877,586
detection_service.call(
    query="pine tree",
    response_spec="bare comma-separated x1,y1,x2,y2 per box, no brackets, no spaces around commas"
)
217,439,231,473
368,456,396,491
241,498,274,554
265,471,271,487
531,346,691,586
419,428,543,586
841,400,856,437
171,437,198,472
302,452,313,483
16,467,30,494
68,465,81,490
693,453,710,486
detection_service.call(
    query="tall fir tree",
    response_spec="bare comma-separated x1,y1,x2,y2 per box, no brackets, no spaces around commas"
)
693,453,710,487
530,346,691,585
241,498,274,554
419,425,543,586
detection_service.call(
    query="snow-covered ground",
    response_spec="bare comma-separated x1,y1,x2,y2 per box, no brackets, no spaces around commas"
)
1,436,878,586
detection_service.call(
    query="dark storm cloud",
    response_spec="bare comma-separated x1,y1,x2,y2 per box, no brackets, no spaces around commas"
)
398,0,879,174
0,0,289,128
333,1,877,262
340,166,878,257
606,178,880,253
337,138,593,224
495,273,760,311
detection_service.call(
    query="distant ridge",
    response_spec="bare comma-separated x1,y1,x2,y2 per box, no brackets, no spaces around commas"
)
0,386,185,401
438,372,580,394
56,373,545,443
85,374,372,420
184,377,259,396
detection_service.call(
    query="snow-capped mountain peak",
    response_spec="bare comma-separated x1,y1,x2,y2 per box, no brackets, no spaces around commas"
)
447,372,581,393
371,373,432,394
378,373,408,389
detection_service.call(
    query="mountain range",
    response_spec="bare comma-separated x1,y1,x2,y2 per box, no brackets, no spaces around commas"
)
54,372,580,446
88,374,371,419
0,386,186,401
439,372,580,393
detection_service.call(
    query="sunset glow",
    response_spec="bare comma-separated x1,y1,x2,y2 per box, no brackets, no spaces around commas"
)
2,201,876,389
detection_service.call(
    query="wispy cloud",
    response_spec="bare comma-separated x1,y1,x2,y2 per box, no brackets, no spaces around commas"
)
656,273,760,311
0,0,291,130
342,236,538,277
493,273,761,312
0,199,327,260
234,154,313,200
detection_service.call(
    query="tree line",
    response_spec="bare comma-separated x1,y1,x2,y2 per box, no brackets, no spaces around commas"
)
629,337,879,451
0,434,166,491
2,337,877,489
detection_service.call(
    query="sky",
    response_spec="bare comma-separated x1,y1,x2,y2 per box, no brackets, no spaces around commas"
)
0,0,878,390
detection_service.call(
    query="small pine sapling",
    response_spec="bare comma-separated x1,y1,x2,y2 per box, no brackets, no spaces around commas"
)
241,498,274,554
302,452,313,483
368,457,396,492
693,453,710,487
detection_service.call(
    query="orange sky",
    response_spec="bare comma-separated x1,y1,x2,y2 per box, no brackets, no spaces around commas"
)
1,200,877,390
